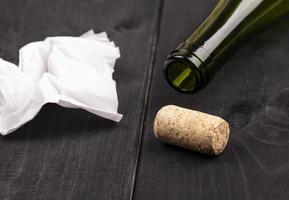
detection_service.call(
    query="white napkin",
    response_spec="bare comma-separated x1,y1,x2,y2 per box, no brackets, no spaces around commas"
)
0,30,123,135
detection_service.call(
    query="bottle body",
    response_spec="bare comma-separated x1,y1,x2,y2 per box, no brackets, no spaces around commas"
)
164,0,289,94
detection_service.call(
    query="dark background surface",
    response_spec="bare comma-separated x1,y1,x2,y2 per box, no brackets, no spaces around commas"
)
0,0,289,199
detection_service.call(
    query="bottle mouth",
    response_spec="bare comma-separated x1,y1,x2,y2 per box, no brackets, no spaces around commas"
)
164,52,207,94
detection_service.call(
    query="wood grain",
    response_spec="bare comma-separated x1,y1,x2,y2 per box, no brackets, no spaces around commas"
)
133,0,289,200
2,0,289,199
0,0,161,199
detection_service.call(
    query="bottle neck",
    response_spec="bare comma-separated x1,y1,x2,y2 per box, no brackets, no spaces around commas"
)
164,0,289,94
164,46,208,93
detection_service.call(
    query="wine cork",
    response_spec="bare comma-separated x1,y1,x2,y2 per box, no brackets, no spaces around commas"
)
154,105,230,155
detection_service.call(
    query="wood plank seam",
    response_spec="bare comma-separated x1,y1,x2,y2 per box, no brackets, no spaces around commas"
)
129,0,165,199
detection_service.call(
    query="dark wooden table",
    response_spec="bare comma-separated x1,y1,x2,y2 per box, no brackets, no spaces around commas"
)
1,0,289,199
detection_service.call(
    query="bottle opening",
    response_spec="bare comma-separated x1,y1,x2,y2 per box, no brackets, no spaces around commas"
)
166,61,198,93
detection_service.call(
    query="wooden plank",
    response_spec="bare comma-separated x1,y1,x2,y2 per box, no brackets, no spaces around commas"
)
134,0,289,199
0,0,161,199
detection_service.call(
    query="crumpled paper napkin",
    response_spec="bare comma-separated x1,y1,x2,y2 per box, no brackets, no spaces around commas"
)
0,30,123,135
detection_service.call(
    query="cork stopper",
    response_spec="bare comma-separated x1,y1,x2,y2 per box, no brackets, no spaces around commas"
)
154,105,230,155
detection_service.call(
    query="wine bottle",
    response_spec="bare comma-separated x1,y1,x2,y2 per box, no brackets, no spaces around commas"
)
164,0,289,94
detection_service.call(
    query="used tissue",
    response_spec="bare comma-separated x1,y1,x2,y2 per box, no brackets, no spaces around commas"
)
0,30,123,135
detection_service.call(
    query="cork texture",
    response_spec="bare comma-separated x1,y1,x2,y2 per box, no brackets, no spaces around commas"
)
154,105,230,155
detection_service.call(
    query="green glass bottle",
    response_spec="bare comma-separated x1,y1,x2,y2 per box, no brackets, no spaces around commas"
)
164,0,289,94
